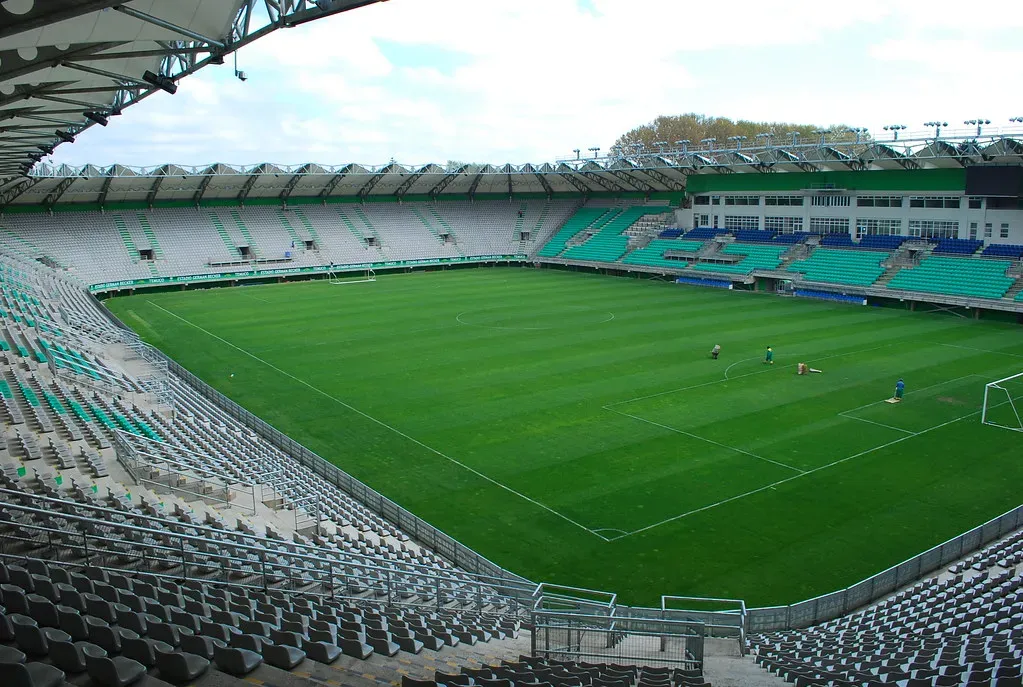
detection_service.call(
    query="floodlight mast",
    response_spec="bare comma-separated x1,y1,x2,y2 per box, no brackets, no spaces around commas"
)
883,124,906,141
588,147,600,159
727,135,747,150
675,139,690,153
924,121,949,139
964,118,990,137
700,137,716,152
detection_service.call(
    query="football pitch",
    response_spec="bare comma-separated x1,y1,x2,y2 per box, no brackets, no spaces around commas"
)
105,267,1023,607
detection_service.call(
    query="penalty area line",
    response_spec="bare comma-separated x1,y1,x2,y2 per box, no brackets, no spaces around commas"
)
606,407,982,541
145,301,610,542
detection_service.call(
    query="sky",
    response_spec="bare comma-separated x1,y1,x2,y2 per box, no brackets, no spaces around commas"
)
51,0,1023,170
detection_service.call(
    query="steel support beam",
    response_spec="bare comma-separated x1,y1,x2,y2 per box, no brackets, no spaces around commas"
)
638,167,685,190
97,175,115,208
580,172,622,192
145,166,170,207
318,164,355,198
428,165,468,197
280,164,312,202
114,6,226,48
533,173,553,197
0,177,43,208
358,165,398,199
0,0,126,41
42,174,79,206
237,170,263,203
193,173,215,206
558,171,591,195
394,165,431,198
467,171,486,198
606,169,653,192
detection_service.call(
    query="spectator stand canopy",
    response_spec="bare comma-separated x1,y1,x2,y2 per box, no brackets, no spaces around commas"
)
0,0,386,181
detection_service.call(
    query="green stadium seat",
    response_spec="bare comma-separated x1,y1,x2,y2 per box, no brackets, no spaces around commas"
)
886,256,1014,299
787,249,889,287
691,243,788,275
622,239,704,269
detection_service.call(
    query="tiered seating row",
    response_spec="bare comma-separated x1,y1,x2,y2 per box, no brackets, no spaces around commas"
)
787,249,889,287
887,256,1014,299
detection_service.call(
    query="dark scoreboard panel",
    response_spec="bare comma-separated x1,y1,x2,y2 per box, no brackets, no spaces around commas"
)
965,166,1023,197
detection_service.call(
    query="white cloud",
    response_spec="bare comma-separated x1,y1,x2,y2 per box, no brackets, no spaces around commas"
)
48,0,1023,169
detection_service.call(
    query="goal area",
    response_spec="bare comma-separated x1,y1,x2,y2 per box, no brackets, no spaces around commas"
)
982,371,1023,433
327,268,376,285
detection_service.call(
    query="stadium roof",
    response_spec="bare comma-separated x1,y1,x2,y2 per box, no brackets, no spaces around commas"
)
2,128,1022,208
0,0,384,180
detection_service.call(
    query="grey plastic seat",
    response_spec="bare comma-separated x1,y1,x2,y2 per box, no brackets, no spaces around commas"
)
212,644,262,676
31,579,60,603
366,628,400,656
84,594,119,623
148,621,192,647
84,645,146,687
0,610,17,641
155,647,210,682
117,609,158,636
56,586,84,612
2,584,30,615
87,621,139,653
0,644,27,663
0,661,66,687
26,595,59,628
169,609,201,633
7,566,34,591
270,629,305,648
263,642,305,670
229,634,266,652
49,640,105,674
302,639,341,664
340,637,373,659
180,634,225,660
240,619,275,636
57,606,89,641
11,614,70,656
200,619,240,643
121,636,172,668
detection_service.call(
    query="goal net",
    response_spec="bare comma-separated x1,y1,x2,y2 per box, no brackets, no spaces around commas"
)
328,268,376,285
982,372,1023,433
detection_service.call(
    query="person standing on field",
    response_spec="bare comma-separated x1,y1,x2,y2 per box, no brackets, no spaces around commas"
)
764,346,774,365
711,344,721,360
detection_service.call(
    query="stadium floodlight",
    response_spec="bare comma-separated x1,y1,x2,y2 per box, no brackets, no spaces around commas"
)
1010,117,1023,124
755,132,774,148
700,137,716,151
142,70,177,95
846,127,869,144
572,148,580,160
883,124,906,141
84,112,108,127
812,129,830,145
588,147,600,159
924,121,948,138
964,119,990,136
36,145,54,155
675,139,690,152
727,135,747,150
54,130,75,143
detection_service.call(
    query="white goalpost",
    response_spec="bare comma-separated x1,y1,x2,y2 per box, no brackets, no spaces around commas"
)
327,268,376,285
982,371,1023,433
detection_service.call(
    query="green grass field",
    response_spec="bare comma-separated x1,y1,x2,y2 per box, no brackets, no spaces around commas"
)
105,268,1023,607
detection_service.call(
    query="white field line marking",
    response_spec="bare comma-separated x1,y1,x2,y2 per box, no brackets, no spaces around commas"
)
606,407,983,541
605,343,896,409
724,357,761,379
607,408,806,475
940,343,1023,359
839,374,984,415
837,414,917,435
146,300,610,542
455,310,615,331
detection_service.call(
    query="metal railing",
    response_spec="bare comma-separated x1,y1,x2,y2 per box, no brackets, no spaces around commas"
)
0,488,537,618
660,596,746,654
113,430,259,514
746,502,1023,632
532,609,704,670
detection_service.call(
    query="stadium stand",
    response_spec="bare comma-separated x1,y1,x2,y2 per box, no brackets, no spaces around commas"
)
560,206,670,263
0,201,577,285
856,235,908,251
749,529,1023,686
933,238,984,256
820,234,855,247
691,243,789,275
983,244,1023,259
733,230,778,244
886,256,1016,299
623,240,704,270
787,249,890,287
684,228,728,240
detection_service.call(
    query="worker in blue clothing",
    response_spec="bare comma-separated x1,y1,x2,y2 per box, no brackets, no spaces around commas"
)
893,378,905,403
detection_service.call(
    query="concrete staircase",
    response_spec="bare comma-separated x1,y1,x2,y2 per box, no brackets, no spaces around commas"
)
874,265,904,287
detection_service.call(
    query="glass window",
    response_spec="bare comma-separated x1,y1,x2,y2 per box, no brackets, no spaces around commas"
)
694,196,710,206
809,217,850,234
969,197,983,209
985,223,993,238
724,215,760,230
908,220,959,239
855,219,902,238
811,195,851,207
1001,223,1010,239
765,217,803,233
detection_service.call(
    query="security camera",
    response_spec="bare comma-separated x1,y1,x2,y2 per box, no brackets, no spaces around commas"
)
235,70,247,82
